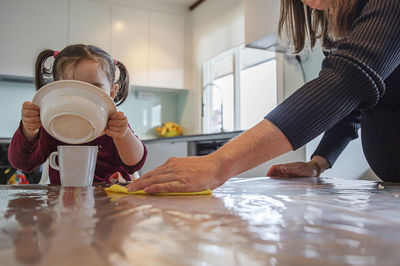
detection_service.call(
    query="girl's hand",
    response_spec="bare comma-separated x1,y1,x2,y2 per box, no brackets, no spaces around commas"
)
21,101,41,141
105,112,128,139
267,161,319,178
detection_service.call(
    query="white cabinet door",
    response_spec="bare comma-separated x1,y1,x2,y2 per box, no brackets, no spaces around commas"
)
111,6,149,87
149,12,184,89
69,0,111,52
0,0,68,77
140,141,187,175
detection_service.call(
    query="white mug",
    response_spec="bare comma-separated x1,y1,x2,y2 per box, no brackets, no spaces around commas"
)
49,146,98,186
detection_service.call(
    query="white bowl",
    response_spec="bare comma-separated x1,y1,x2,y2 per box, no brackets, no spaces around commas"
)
33,80,117,144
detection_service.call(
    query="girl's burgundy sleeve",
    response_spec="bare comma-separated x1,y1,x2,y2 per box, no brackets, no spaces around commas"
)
8,123,55,172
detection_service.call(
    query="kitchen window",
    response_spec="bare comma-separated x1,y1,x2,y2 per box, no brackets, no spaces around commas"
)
202,47,277,133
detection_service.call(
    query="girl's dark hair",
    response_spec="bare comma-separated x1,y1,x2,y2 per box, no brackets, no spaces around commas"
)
34,44,129,106
278,0,358,53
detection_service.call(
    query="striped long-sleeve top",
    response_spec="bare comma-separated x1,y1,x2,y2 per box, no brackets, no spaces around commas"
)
265,0,400,181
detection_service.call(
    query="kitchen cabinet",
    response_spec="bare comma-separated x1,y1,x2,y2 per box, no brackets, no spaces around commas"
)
111,6,149,87
0,0,185,90
149,11,185,89
0,0,68,77
140,141,187,175
69,0,111,52
245,0,280,49
112,9,185,89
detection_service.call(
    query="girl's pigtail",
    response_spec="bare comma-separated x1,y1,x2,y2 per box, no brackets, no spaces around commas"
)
34,49,54,91
114,61,129,106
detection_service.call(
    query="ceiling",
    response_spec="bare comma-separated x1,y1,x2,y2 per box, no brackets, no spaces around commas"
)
156,0,198,7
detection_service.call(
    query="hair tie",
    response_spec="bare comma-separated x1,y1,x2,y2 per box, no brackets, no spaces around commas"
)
113,59,117,65
53,51,60,58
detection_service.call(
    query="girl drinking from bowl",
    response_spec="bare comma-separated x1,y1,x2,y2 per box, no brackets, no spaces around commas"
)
8,44,147,185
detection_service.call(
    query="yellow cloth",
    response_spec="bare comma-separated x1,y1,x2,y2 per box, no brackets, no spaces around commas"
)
105,184,212,196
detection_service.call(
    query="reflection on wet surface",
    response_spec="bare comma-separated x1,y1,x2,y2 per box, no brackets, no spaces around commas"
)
1,177,399,265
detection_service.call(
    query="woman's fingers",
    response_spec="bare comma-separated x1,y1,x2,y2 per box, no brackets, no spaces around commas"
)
128,156,223,193
267,165,285,176
127,169,175,191
144,181,187,194
128,173,183,193
268,162,316,178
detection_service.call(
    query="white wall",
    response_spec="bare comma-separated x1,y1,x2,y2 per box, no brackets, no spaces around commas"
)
0,82,36,138
180,0,307,177
181,0,245,135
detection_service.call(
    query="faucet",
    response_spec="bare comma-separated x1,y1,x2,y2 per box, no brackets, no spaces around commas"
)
202,83,224,133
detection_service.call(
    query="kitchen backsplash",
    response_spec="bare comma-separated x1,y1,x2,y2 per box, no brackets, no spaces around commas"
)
119,87,188,140
0,80,36,138
0,78,188,140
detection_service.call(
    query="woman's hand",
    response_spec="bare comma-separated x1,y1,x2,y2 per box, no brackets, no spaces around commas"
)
126,155,228,194
105,112,128,139
267,156,330,178
267,161,319,178
21,101,41,141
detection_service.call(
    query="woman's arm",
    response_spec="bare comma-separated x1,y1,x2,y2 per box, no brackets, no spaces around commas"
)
127,119,292,193
267,110,361,177
266,0,399,150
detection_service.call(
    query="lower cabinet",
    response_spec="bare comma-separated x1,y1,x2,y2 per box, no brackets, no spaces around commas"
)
140,141,187,175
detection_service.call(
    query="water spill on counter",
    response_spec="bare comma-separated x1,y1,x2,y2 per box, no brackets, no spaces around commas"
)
0,177,399,266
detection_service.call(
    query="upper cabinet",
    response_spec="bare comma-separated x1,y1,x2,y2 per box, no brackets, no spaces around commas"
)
69,0,111,52
245,0,280,49
149,12,185,89
111,8,185,89
0,0,68,77
111,6,149,87
0,1,185,90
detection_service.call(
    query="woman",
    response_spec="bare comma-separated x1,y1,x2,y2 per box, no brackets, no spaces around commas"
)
128,0,399,193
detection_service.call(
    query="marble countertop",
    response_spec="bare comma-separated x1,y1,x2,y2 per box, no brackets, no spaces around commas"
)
0,177,399,266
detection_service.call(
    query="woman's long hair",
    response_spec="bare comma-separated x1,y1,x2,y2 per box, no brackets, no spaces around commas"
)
279,0,358,52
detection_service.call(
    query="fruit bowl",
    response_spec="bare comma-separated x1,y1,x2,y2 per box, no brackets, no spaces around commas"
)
156,122,183,138
32,80,117,144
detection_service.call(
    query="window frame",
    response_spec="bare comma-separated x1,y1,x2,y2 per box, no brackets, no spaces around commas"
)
202,46,283,134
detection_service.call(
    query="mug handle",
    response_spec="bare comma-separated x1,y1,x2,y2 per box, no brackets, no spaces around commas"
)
49,151,60,171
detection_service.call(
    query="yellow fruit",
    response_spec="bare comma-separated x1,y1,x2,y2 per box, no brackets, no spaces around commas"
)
160,127,167,136
156,122,183,137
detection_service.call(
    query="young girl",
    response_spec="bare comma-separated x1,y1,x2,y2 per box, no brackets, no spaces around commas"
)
8,44,147,185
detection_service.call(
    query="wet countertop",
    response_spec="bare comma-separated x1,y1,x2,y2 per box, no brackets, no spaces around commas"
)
0,177,400,266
